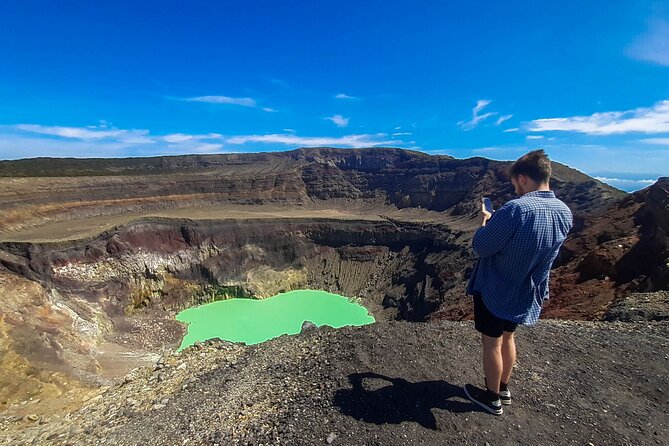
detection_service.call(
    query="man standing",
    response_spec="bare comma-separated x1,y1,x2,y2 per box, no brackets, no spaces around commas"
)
464,150,573,415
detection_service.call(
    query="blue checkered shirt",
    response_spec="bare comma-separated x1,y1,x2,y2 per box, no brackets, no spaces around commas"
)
466,190,573,325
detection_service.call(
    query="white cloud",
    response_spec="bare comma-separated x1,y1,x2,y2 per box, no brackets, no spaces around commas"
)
325,115,350,128
1,123,403,159
421,149,453,155
180,95,277,112
1,124,232,159
226,133,399,147
161,133,223,143
0,135,137,159
495,114,513,126
641,137,669,145
335,93,358,100
14,124,160,145
190,143,225,153
392,132,412,136
503,128,520,133
458,99,497,130
267,78,292,89
526,135,544,140
15,124,129,140
162,133,194,143
594,176,658,192
14,125,228,149
627,19,669,66
461,145,530,160
528,99,669,134
0,133,230,159
185,95,257,107
86,120,110,129
119,135,154,144
594,176,656,184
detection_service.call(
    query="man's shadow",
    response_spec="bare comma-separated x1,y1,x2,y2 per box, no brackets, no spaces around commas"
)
333,372,480,430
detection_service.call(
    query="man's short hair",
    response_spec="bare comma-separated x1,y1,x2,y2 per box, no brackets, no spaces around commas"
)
509,149,551,184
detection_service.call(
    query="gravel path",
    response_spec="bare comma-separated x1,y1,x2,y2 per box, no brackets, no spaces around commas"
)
2,319,667,445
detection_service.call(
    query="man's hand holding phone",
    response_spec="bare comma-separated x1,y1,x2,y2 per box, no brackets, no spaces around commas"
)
481,197,494,227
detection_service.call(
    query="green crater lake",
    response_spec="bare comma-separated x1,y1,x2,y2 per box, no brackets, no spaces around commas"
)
176,290,375,351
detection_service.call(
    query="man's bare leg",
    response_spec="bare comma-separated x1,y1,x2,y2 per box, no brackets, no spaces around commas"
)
482,334,503,394
501,331,516,385
465,332,504,414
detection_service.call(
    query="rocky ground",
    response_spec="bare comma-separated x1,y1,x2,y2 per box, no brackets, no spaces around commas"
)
605,291,669,322
1,318,666,446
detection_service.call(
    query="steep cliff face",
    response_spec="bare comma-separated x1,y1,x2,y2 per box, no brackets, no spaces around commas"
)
539,177,669,319
0,218,467,319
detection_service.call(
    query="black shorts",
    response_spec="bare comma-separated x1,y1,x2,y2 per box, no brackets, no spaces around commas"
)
473,293,518,338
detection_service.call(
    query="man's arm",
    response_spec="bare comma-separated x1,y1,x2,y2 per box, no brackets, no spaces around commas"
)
472,204,519,258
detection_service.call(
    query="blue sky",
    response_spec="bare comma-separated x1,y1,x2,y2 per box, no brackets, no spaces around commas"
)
1,1,668,191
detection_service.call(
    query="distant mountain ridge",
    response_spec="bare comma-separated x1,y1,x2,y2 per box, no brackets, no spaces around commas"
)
0,147,622,219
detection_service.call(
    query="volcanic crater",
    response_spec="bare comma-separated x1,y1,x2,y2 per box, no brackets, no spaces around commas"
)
0,148,667,444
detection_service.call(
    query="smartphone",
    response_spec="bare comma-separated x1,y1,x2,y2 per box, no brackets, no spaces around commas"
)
482,197,494,214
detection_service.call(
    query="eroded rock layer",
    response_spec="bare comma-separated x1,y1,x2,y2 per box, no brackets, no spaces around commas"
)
0,148,622,236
